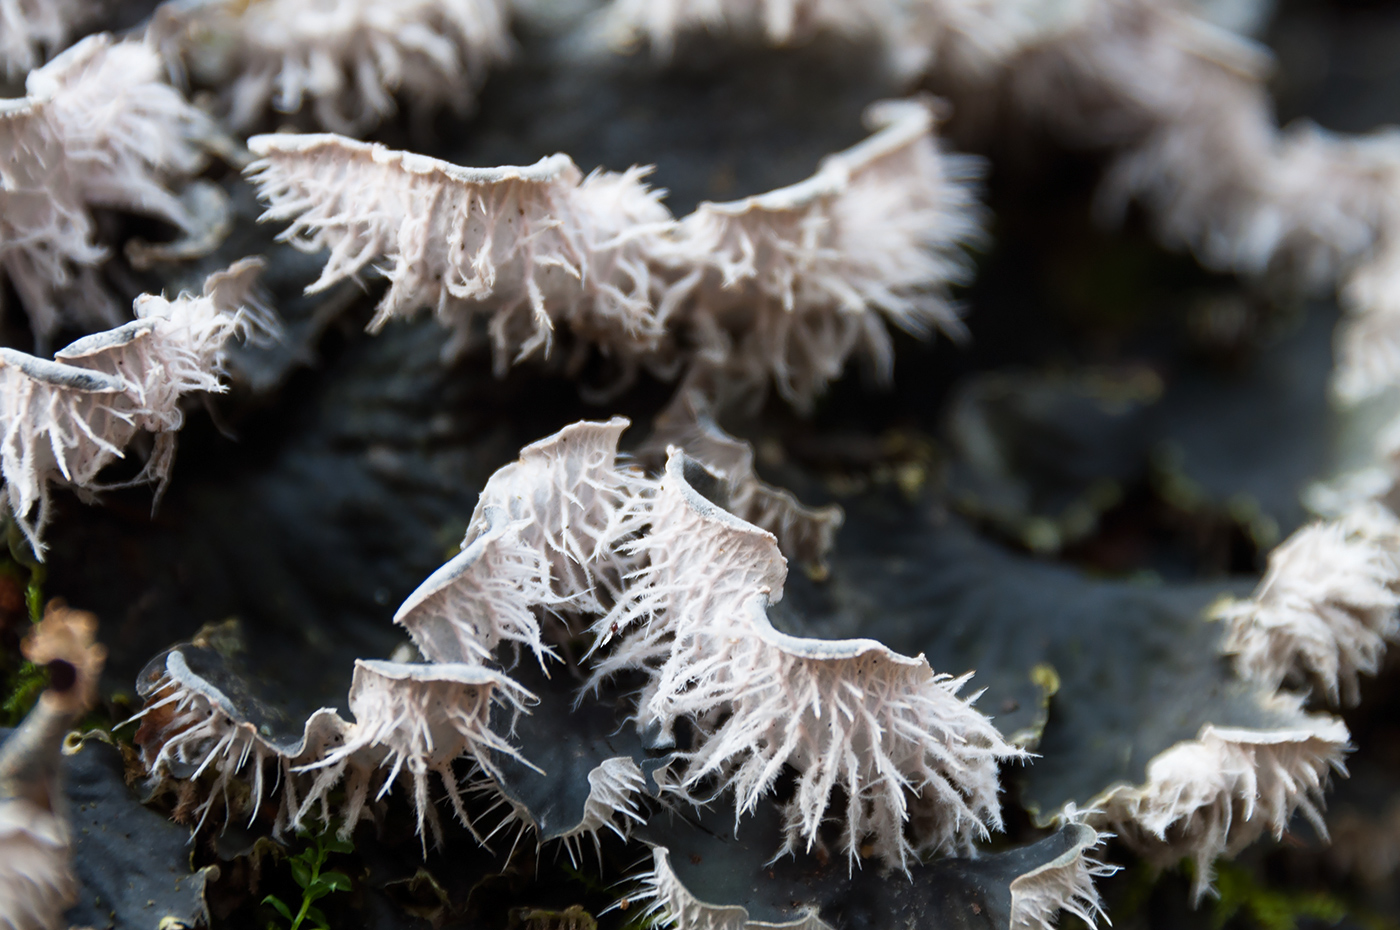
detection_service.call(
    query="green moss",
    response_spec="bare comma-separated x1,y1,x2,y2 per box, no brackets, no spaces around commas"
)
1208,861,1346,930
0,528,47,727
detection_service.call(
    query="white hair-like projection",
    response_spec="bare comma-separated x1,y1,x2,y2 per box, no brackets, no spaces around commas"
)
0,259,273,554
1089,706,1348,901
154,0,512,134
394,508,561,667
136,421,656,849
1008,822,1114,930
645,390,844,573
394,418,654,665
467,417,656,610
625,821,1108,930
133,650,532,844
246,134,674,372
0,34,218,346
594,451,1022,869
627,846,776,930
576,757,648,846
1218,504,1400,706
670,597,1018,869
664,98,981,411
133,653,317,834
0,0,102,79
948,0,1400,405
134,420,1035,886
301,661,534,845
585,450,789,684
245,98,981,408
603,0,1400,409
588,0,886,58
485,755,651,866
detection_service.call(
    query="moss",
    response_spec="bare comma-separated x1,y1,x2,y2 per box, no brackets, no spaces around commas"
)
1207,861,1347,930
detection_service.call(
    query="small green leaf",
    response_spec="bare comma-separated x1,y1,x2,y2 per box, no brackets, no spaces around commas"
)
262,895,293,923
318,870,352,892
289,860,311,889
305,905,329,929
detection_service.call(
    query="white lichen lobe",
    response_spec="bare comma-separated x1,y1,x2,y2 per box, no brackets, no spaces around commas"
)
1218,504,1400,705
247,134,673,371
596,451,1022,870
0,259,273,554
665,98,981,411
157,0,512,133
1,34,217,346
0,0,103,79
1091,705,1347,901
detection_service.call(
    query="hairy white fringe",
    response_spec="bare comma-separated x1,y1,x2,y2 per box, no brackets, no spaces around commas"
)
1008,823,1113,930
155,0,512,134
626,845,831,930
0,34,216,345
576,757,648,844
0,799,76,930
245,98,982,408
588,0,1400,407
595,451,1019,870
0,259,271,554
586,0,1096,81
1090,705,1348,902
395,508,563,667
298,661,534,846
585,450,789,682
246,134,674,370
135,653,533,845
662,596,1019,870
646,390,844,573
587,0,885,58
630,829,1110,930
607,0,1399,403
0,0,102,79
1069,3,1400,398
476,754,648,866
134,421,1015,872
133,659,307,836
473,418,657,611
663,98,981,412
1218,503,1400,705
395,419,655,665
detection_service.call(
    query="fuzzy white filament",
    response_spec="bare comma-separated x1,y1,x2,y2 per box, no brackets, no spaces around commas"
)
1092,707,1348,902
588,0,886,56
395,419,656,665
1008,824,1114,930
668,598,1019,870
644,390,844,572
0,259,272,554
0,0,102,79
299,661,534,846
595,451,1021,869
246,134,674,370
1218,505,1400,705
663,99,981,411
0,35,216,346
158,0,512,133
